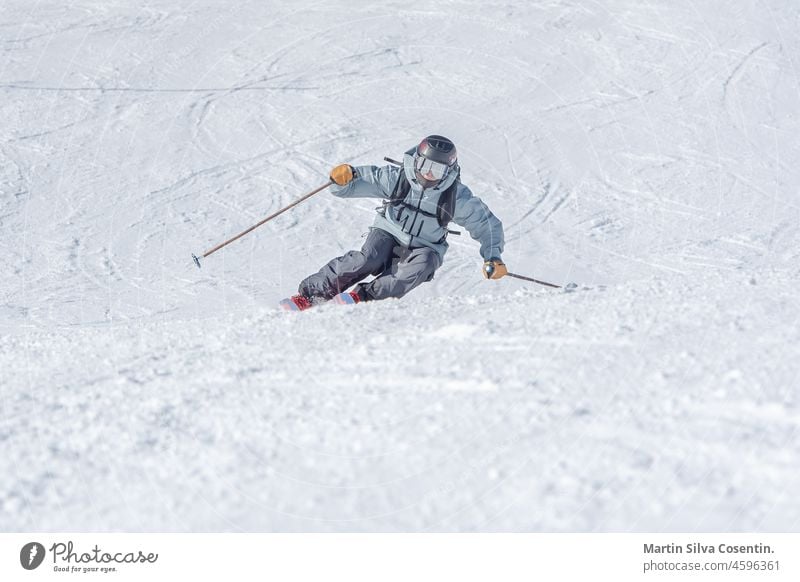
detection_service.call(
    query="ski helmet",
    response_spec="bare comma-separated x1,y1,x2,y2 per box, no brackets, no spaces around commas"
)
414,135,457,188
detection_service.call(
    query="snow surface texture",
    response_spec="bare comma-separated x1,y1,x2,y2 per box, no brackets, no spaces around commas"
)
1,0,798,531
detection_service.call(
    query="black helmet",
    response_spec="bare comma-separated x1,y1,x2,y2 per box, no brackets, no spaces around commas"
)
414,135,457,188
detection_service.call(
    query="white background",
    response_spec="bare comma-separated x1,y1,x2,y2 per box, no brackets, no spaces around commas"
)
1,534,798,581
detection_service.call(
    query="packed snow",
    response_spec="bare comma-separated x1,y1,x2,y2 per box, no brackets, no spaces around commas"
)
1,0,799,531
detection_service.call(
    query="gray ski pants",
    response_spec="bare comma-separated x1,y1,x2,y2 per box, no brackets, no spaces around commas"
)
299,228,442,301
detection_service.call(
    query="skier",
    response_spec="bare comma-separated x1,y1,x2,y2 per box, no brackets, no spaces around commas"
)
281,135,507,310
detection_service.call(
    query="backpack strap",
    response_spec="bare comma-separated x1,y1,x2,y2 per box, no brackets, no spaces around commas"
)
436,171,460,227
389,170,411,202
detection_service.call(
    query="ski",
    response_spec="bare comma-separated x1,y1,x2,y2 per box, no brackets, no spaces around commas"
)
279,295,314,311
279,291,361,311
331,292,359,305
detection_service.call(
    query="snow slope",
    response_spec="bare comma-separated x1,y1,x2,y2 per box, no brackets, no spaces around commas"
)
1,0,799,531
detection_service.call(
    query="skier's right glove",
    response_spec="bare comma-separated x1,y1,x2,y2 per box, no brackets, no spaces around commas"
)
330,164,356,186
483,258,508,280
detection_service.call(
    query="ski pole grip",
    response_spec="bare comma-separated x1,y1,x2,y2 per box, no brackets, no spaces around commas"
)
384,156,403,166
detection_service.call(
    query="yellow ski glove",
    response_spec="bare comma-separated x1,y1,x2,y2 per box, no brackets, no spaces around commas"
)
330,164,356,186
483,259,508,280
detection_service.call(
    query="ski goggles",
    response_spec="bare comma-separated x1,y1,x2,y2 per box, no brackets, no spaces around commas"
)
414,155,451,181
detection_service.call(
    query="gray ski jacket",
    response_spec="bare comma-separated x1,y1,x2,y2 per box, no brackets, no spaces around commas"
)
330,153,504,261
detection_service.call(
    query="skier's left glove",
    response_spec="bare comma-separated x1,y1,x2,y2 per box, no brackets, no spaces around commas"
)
483,258,507,280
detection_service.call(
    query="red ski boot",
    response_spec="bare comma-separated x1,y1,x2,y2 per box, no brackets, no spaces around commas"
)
279,294,314,311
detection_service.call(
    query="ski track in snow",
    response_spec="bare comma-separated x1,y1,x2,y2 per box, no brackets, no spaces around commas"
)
1,0,799,532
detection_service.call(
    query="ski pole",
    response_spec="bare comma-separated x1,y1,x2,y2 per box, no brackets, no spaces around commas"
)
192,180,332,268
506,272,562,288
